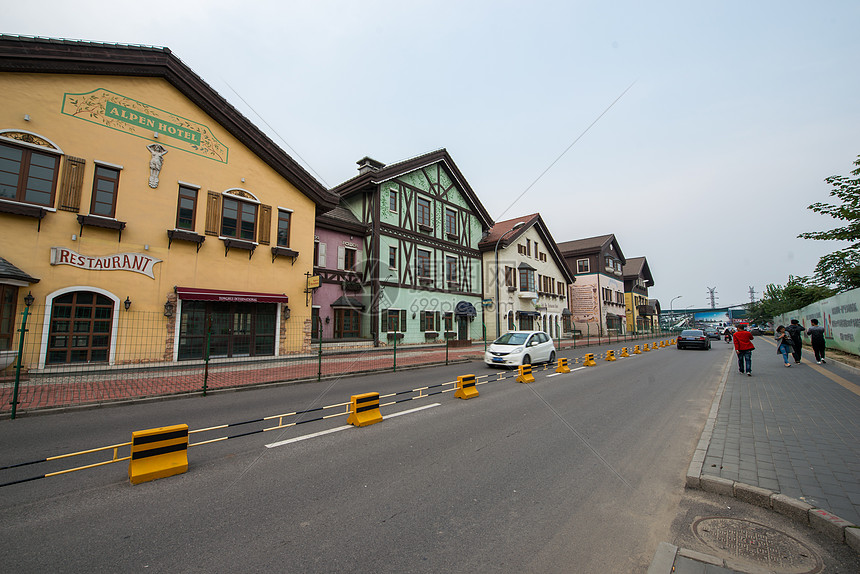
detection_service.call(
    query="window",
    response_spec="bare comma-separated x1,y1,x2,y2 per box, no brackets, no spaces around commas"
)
417,249,431,278
520,314,535,331
276,210,291,247
343,247,356,270
445,312,454,332
421,310,441,332
334,309,361,338
221,197,257,240
445,208,457,236
176,185,198,230
416,197,431,228
389,246,397,268
507,312,515,331
0,141,60,207
539,253,547,262
526,239,531,256
518,244,526,255
446,256,458,283
0,284,18,351
47,291,114,364
602,287,612,303
384,309,407,332
317,242,326,267
504,266,516,287
90,165,121,217
557,280,565,296
577,259,589,273
519,268,535,292
389,189,398,212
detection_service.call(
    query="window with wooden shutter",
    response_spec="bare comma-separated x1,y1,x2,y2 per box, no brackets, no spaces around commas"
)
57,156,85,212
400,309,407,331
204,191,221,235
258,204,272,245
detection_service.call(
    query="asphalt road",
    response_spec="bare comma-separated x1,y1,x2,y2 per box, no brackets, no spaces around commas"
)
1,341,727,573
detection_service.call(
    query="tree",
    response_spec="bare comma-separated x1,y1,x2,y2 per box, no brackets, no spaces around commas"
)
746,275,833,324
798,154,860,292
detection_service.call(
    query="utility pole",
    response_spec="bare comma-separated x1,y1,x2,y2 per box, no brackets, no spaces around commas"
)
748,286,756,303
706,287,718,309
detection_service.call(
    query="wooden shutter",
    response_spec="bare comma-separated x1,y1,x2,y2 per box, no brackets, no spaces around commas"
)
258,204,272,245
381,309,388,333
337,246,345,270
420,311,426,332
204,191,221,235
57,156,86,212
318,243,327,267
400,309,407,332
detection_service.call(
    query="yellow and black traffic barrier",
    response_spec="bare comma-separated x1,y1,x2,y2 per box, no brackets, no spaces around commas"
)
583,353,596,367
660,340,667,348
455,374,479,399
347,392,383,427
555,358,570,373
653,342,661,350
128,424,189,485
516,364,535,383
643,343,651,352
620,347,629,358
633,345,641,355
605,350,616,361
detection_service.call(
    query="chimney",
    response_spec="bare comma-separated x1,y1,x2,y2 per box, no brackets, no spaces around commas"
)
356,156,385,175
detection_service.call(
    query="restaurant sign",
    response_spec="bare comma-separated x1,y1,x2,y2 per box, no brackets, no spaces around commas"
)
50,247,161,279
61,89,229,163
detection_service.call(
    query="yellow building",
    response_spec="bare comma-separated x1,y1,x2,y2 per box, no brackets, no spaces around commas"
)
0,36,337,369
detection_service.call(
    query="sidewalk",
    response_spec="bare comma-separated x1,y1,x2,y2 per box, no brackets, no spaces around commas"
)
650,339,860,572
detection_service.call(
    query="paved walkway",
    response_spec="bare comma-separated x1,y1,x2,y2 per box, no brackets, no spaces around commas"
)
651,339,860,573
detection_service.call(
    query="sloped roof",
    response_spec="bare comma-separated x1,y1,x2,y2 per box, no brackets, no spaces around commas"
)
557,233,626,263
479,213,575,283
330,148,493,228
0,35,338,214
0,256,40,284
622,256,654,286
316,204,369,235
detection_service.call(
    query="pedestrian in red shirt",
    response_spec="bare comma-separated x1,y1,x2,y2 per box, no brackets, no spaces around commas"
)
733,324,755,376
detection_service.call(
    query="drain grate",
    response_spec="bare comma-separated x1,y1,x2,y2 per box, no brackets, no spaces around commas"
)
692,517,822,573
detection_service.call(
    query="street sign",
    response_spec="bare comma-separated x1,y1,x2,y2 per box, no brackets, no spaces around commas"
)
307,275,320,289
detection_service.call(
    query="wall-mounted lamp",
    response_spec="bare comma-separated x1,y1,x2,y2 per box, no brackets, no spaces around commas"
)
325,316,330,324
241,177,246,183
24,114,31,122
412,312,416,319
283,305,291,320
153,132,159,139
163,299,175,318
124,296,132,311
24,291,35,307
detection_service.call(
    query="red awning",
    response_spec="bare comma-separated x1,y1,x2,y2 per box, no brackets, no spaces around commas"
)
175,287,288,304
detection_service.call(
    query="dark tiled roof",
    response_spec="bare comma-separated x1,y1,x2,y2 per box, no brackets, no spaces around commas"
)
0,35,338,213
0,256,39,284
478,214,538,248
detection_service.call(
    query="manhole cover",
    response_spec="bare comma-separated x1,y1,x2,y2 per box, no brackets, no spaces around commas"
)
692,517,822,573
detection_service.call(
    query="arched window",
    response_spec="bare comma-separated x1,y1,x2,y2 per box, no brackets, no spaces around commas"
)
0,132,62,208
47,291,114,364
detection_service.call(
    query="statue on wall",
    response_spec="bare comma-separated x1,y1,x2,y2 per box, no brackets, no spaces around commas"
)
146,143,168,188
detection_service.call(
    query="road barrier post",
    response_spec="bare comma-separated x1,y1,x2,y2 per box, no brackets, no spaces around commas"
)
128,424,189,485
583,353,596,367
555,358,570,373
455,374,479,399
620,347,629,358
605,350,616,362
516,364,535,383
347,393,383,427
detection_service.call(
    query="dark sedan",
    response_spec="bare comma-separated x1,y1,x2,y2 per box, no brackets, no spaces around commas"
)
703,327,720,340
677,329,711,350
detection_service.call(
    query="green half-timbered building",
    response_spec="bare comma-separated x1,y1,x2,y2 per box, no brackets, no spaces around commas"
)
331,149,493,346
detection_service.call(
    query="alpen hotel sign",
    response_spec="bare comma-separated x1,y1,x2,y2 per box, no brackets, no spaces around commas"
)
61,89,229,163
50,247,161,279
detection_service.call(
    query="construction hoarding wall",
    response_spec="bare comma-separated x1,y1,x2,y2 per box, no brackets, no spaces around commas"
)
776,287,860,355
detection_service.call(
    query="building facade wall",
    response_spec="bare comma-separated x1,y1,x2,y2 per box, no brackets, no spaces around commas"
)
1,72,318,367
484,225,570,340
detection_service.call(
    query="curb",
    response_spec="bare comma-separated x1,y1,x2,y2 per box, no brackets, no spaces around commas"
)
684,353,860,553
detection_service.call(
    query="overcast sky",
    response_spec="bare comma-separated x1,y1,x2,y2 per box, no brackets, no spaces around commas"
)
5,1,859,309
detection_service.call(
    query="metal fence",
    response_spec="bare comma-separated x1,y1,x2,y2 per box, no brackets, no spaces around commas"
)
1,304,668,417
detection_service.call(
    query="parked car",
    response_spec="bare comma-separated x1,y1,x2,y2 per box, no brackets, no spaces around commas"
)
703,327,720,340
485,331,556,367
676,329,711,350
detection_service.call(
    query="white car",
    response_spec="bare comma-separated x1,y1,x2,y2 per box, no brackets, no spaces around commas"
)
485,331,556,368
